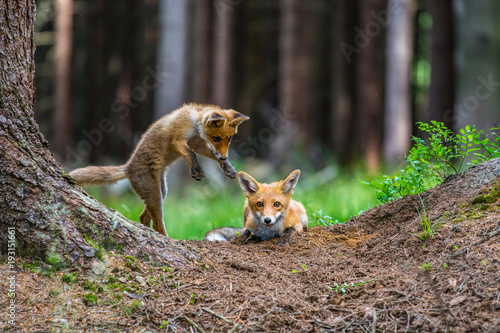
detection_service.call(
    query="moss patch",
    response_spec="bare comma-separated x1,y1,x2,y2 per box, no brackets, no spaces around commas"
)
472,185,500,205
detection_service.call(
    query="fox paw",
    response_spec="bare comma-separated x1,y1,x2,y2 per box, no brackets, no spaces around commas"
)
277,238,290,246
222,161,237,178
191,166,205,181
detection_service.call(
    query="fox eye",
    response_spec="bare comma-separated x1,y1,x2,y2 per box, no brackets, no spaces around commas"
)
212,136,221,143
274,202,280,208
257,201,263,207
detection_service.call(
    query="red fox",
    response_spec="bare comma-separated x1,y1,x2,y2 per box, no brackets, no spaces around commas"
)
69,103,249,236
204,170,308,244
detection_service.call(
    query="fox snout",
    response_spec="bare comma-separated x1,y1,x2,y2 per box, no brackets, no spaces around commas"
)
258,213,281,226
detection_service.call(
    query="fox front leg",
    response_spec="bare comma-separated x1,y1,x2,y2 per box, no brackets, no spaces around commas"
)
234,229,253,244
278,227,296,245
221,159,237,179
188,151,205,180
194,144,237,178
177,144,205,181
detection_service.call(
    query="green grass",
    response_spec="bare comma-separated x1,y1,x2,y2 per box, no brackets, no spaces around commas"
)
85,169,377,240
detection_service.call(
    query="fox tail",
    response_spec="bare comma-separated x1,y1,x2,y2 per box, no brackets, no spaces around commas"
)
204,227,244,242
69,165,127,185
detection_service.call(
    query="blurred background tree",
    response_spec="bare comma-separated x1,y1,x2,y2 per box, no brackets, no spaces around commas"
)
32,0,500,238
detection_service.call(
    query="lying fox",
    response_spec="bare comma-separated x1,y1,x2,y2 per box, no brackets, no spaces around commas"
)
204,170,308,244
69,103,249,236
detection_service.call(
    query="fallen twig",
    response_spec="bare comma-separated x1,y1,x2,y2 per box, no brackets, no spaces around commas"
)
451,226,500,258
201,307,233,324
228,323,240,333
183,316,206,333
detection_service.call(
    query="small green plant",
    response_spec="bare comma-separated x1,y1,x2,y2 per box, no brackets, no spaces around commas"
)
45,255,64,271
160,320,168,329
190,293,196,305
22,261,41,274
329,278,377,294
301,264,309,272
309,210,340,226
48,289,60,297
291,269,297,274
83,292,97,306
124,300,143,316
62,273,77,284
365,122,500,204
408,195,436,241
421,262,431,270
443,263,448,268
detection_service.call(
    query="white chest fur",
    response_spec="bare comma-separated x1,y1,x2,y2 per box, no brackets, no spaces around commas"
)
249,216,284,240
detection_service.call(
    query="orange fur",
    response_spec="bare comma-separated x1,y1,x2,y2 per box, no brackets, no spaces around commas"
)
69,103,249,236
204,170,308,244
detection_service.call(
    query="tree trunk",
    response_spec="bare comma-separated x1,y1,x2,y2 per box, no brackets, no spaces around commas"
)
190,0,212,104
331,0,359,166
116,0,137,159
384,0,415,165
211,0,235,108
54,0,73,162
427,0,455,129
356,0,386,172
86,1,107,164
275,0,314,166
454,0,500,132
154,0,189,118
0,0,196,268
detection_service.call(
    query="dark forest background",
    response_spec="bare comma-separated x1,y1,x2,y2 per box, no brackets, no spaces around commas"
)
34,0,500,177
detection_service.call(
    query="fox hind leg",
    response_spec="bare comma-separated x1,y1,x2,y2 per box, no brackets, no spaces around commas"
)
139,208,151,227
148,172,168,236
129,170,168,237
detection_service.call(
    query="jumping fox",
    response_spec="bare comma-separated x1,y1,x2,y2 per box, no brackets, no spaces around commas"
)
69,103,249,236
204,170,308,244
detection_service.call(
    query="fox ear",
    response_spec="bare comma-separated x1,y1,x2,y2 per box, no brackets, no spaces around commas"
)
280,170,300,195
229,111,249,127
207,113,226,128
238,171,260,196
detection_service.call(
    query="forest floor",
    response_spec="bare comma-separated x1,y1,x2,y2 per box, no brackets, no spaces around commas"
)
1,162,500,332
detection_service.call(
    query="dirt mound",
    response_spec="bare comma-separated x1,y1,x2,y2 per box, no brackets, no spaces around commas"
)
1,159,500,332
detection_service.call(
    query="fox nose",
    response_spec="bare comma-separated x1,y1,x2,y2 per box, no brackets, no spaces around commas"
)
264,217,272,224
219,156,227,160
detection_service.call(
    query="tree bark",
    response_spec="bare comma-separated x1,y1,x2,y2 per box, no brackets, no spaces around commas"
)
427,0,455,129
0,0,196,268
384,0,415,165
